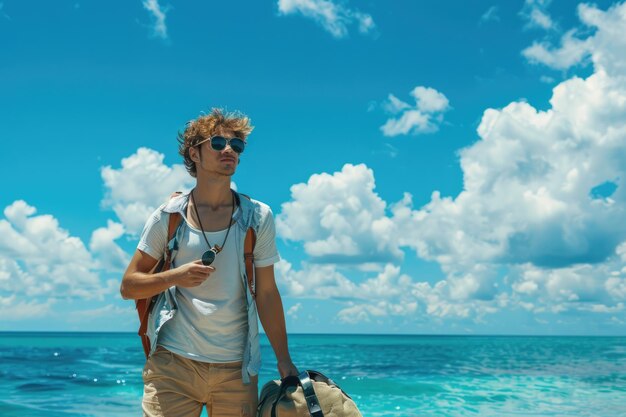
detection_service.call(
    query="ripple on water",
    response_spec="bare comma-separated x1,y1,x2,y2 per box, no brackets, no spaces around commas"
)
17,382,65,392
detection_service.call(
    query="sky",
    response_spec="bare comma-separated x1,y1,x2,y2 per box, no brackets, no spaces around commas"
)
1,0,625,335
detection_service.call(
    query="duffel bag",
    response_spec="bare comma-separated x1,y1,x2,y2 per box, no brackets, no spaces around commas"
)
257,370,363,417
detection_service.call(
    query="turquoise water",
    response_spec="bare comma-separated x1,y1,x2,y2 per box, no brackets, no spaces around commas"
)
0,333,625,416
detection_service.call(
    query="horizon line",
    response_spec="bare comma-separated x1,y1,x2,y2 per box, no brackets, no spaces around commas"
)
0,330,624,337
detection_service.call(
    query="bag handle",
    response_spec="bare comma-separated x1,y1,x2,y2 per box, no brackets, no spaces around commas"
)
271,371,324,417
305,370,353,400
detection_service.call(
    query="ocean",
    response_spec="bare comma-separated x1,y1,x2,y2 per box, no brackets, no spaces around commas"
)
0,332,624,417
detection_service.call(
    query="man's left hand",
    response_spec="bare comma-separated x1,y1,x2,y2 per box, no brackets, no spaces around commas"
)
277,359,299,379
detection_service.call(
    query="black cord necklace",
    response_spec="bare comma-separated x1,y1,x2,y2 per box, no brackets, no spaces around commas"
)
190,189,236,266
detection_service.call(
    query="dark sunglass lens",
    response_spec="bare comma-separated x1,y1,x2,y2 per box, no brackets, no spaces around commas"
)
230,139,245,154
210,136,227,151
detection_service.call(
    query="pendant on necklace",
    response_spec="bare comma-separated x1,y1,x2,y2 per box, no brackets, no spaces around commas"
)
201,248,217,266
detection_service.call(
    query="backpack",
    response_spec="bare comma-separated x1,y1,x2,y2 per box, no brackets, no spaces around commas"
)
135,191,257,358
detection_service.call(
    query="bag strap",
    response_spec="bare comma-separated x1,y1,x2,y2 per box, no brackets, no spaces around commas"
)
244,227,257,298
299,371,324,417
271,371,324,417
237,192,257,299
136,192,183,357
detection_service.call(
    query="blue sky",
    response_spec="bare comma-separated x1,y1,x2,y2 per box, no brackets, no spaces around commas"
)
1,0,625,335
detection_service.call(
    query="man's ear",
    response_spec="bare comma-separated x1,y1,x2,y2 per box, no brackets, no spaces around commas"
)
189,147,200,163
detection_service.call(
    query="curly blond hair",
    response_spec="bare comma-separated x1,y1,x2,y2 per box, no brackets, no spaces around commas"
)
177,108,254,177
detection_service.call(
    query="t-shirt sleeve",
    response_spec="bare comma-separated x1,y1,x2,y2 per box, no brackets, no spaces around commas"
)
137,207,168,261
253,206,281,268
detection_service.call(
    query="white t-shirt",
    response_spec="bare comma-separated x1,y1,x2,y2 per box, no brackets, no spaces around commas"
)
137,203,280,362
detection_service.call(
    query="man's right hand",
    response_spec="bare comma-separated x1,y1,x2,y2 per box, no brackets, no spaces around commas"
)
121,251,215,300
172,260,215,287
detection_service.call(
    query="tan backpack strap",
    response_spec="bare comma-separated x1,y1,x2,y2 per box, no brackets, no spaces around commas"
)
244,227,257,298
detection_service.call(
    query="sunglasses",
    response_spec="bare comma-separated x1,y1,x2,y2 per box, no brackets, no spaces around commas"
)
195,135,246,154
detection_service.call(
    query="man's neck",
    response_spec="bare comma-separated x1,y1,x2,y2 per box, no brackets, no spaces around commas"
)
193,176,233,210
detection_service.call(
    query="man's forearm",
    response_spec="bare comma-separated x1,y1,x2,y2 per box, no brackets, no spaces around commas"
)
120,270,176,300
256,289,292,362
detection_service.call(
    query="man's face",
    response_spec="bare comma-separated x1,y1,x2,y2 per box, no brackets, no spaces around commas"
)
193,128,243,177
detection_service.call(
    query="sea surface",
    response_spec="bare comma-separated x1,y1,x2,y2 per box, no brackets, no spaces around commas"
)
0,333,625,417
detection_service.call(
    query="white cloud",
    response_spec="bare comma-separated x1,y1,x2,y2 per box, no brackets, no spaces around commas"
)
529,8,553,30
276,259,358,298
512,263,612,306
522,2,626,73
337,302,388,324
277,0,375,38
521,0,555,30
381,86,450,136
143,0,168,39
606,276,626,300
394,72,626,273
276,163,403,264
67,303,134,319
101,147,195,236
481,6,500,24
90,220,130,272
286,303,302,319
276,260,424,324
577,2,626,77
279,2,626,318
276,258,504,323
0,295,54,320
0,201,115,301
392,1,626,309
0,2,10,20
580,303,624,313
522,29,590,70
278,144,626,318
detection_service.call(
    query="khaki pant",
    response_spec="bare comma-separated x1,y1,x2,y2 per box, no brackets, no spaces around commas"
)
142,347,258,417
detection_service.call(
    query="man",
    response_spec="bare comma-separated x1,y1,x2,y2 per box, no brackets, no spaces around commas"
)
120,108,298,417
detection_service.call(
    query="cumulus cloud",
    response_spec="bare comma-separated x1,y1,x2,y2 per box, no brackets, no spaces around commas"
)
276,260,422,323
143,0,168,39
1,131,265,328
276,258,505,324
390,75,626,297
381,86,450,136
397,2,626,312
505,251,626,317
101,147,195,236
277,0,375,38
276,163,403,264
279,3,626,320
0,201,118,301
276,259,358,298
89,220,130,272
